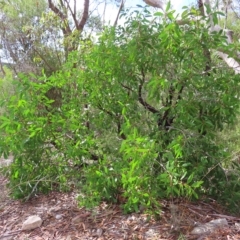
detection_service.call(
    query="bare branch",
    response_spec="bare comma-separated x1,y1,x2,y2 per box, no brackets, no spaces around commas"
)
77,0,90,31
114,0,126,27
48,0,72,35
138,69,158,114
64,0,78,28
120,83,134,93
0,58,6,76
32,47,57,73
74,0,76,17
102,0,107,25
48,0,66,21
97,104,126,139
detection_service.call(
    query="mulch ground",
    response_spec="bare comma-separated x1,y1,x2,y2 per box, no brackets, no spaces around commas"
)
1,175,240,240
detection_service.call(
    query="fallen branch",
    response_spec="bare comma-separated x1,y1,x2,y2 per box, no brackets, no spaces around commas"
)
208,213,240,221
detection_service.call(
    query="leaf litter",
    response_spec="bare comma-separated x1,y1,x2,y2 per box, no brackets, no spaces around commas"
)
1,175,240,240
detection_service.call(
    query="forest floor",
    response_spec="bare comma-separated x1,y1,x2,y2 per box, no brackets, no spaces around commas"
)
1,163,240,239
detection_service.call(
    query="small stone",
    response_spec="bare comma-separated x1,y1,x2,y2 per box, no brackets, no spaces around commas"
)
235,222,240,231
92,228,103,237
22,215,42,230
55,214,62,220
96,228,103,236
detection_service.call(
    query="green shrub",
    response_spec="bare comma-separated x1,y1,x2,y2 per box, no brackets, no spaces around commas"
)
1,7,240,213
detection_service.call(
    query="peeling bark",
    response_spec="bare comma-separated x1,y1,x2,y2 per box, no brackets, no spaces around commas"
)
201,0,240,74
177,0,240,75
143,0,163,9
217,52,240,74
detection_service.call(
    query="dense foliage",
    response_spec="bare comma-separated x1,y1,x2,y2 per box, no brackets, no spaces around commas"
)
1,5,240,213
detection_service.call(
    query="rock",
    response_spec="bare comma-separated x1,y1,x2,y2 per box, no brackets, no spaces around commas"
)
191,218,228,235
92,228,103,237
96,228,103,237
235,222,240,231
22,215,43,230
55,214,63,220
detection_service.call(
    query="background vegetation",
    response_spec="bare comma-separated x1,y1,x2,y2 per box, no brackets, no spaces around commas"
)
0,0,240,214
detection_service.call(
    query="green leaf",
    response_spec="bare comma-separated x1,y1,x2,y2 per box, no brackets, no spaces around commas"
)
192,181,203,188
154,12,163,17
187,174,194,184
166,1,171,12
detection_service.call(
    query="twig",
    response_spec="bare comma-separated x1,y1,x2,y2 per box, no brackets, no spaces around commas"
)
180,204,205,218
200,202,223,214
114,0,126,27
0,230,22,239
208,213,240,221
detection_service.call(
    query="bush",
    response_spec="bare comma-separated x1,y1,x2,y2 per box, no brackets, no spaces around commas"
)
1,7,240,213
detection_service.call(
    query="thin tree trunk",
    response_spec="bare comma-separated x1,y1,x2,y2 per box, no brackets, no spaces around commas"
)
114,0,125,27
